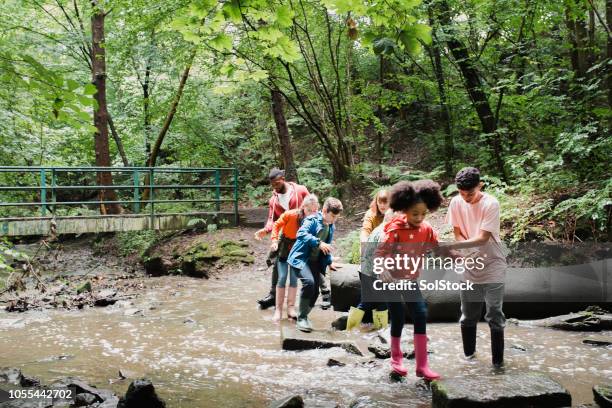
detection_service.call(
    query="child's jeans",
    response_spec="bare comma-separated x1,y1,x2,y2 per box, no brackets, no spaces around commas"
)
459,283,506,331
291,260,325,307
277,258,298,288
388,287,428,337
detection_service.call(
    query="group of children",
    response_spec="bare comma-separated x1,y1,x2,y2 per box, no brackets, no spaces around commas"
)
259,166,506,381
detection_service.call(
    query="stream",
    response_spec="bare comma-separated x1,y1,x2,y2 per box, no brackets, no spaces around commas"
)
0,233,611,407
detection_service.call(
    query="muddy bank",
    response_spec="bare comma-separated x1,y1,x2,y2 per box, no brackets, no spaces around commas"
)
0,230,256,313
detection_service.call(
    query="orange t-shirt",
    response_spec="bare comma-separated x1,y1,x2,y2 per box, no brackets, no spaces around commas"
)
271,209,302,241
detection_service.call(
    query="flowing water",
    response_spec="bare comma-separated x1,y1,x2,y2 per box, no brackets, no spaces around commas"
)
0,236,611,407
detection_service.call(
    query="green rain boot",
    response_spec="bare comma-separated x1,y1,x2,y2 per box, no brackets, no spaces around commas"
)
296,300,313,332
346,307,365,331
372,309,389,330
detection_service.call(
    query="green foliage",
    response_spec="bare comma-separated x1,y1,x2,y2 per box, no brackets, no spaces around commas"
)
116,231,160,257
336,230,361,264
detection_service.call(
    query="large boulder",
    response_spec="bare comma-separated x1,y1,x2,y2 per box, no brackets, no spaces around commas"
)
120,379,165,408
431,373,571,407
331,259,611,321
593,384,612,407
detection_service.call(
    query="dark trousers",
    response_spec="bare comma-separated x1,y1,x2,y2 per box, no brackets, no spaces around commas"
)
388,289,428,337
291,260,325,307
267,249,279,296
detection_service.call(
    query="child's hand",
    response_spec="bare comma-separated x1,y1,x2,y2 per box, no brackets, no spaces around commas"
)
329,263,340,271
270,241,278,252
319,242,333,255
254,229,266,240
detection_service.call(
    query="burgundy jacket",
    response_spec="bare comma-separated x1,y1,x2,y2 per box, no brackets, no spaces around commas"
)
264,182,310,233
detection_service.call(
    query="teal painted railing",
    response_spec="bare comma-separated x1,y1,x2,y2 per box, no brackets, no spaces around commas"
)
0,166,239,226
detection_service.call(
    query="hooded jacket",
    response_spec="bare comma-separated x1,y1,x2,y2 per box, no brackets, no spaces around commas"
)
264,182,310,233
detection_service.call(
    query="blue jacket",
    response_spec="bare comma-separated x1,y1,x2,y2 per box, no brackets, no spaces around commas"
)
287,211,335,270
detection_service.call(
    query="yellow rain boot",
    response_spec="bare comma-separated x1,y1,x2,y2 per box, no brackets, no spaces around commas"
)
372,309,389,329
346,307,365,331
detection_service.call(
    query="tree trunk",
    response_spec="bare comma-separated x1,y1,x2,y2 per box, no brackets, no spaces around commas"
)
142,49,196,202
428,5,454,177
108,114,129,166
143,62,151,160
607,0,612,108
271,88,298,183
377,54,384,179
438,1,506,179
91,0,120,214
147,49,196,168
565,0,591,79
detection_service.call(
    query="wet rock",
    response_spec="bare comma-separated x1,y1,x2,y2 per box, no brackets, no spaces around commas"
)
179,259,209,279
19,375,41,387
510,344,527,351
330,316,347,331
367,343,390,359
94,289,118,307
143,257,173,277
524,310,612,332
329,264,361,312
582,335,612,346
98,396,120,408
280,326,363,355
75,392,97,406
0,367,23,385
117,369,137,380
593,384,612,407
37,355,74,363
123,308,142,317
326,358,346,367
51,378,115,403
431,373,571,407
268,394,304,408
367,342,415,359
120,379,165,408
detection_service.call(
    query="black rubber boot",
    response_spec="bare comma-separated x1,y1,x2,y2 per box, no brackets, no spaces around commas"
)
461,325,477,358
257,293,275,309
258,259,279,309
491,328,504,368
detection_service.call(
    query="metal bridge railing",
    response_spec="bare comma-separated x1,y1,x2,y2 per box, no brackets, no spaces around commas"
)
0,166,239,226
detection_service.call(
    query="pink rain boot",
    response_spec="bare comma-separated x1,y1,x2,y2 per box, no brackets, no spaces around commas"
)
390,336,408,376
414,334,440,380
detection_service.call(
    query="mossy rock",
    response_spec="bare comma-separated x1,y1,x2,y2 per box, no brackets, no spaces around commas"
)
178,239,254,274
218,239,249,249
76,281,92,294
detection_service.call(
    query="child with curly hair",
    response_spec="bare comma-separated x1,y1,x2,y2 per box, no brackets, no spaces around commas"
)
378,179,443,380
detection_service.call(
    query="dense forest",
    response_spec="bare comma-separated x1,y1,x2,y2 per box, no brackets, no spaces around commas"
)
0,0,610,242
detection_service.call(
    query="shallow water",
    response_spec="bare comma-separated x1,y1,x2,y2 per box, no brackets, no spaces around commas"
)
1,265,611,407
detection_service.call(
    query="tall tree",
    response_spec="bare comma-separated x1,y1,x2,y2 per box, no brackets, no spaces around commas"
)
91,0,120,214
437,0,506,179
271,87,299,182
